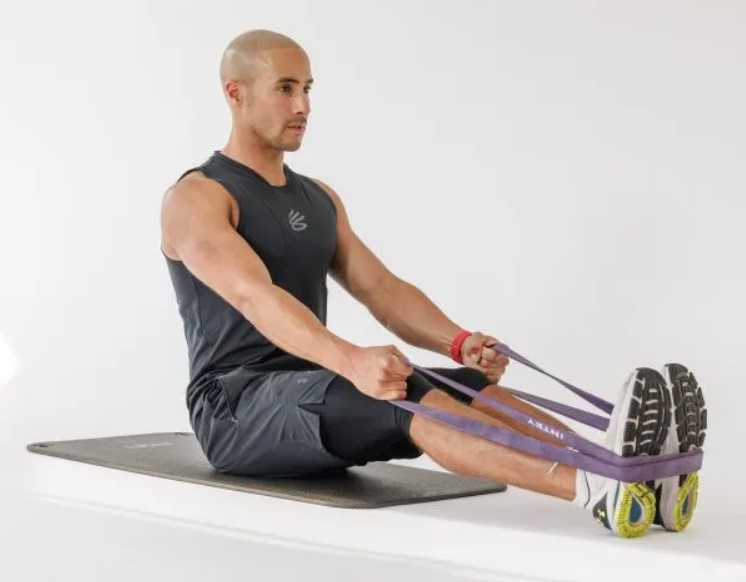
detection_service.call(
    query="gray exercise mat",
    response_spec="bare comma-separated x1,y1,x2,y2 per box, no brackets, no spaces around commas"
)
27,432,506,508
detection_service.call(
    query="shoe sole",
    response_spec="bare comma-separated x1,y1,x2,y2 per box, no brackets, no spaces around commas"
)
602,368,669,538
657,363,707,531
612,367,670,458
612,482,657,539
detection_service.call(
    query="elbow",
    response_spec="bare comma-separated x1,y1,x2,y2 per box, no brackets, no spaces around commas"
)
236,282,275,321
367,275,403,325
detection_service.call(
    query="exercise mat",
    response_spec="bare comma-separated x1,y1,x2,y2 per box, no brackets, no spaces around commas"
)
27,432,506,508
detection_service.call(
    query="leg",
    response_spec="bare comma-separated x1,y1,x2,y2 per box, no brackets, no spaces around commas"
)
472,384,574,445
305,369,577,501
310,366,663,538
192,367,354,477
409,370,667,538
422,366,573,446
409,388,577,500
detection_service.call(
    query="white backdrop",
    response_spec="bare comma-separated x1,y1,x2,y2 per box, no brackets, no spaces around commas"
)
1,0,744,514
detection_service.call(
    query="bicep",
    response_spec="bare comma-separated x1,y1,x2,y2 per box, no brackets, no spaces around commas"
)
161,180,272,312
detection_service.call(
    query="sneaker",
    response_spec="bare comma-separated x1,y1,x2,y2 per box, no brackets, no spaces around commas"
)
653,363,707,532
578,367,669,538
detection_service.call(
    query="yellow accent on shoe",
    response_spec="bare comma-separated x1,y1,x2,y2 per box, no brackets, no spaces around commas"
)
614,483,656,539
670,473,699,532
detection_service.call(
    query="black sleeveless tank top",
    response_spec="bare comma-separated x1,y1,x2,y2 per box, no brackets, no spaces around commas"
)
164,151,338,410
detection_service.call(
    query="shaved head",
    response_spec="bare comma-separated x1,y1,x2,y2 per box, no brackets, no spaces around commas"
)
219,29,312,154
220,29,304,89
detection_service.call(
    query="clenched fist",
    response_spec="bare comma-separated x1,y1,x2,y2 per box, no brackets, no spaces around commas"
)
460,332,509,384
344,345,414,400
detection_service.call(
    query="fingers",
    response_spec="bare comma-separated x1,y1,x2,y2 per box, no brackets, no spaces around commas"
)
379,389,407,400
463,332,502,364
389,345,408,360
479,357,509,376
474,335,509,370
387,345,413,377
462,336,482,363
480,350,509,367
460,334,510,382
378,379,408,400
486,371,504,384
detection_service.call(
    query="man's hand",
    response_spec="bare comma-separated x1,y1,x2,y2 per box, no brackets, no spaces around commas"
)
460,332,509,384
344,345,414,400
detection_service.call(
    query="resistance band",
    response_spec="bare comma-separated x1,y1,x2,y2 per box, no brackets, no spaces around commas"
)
391,343,703,482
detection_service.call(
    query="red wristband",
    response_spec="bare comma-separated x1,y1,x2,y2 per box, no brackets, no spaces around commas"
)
450,330,472,364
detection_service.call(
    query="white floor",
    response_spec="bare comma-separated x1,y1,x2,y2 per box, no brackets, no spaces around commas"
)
2,440,743,582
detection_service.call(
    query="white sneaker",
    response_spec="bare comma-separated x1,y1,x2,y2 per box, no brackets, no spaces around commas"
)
653,363,707,531
577,367,668,538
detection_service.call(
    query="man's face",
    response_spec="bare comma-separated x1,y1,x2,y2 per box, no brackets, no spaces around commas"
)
236,47,312,152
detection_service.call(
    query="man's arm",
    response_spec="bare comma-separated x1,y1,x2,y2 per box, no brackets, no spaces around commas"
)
161,175,360,376
313,178,464,359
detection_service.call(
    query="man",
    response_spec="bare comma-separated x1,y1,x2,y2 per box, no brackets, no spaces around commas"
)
160,29,704,538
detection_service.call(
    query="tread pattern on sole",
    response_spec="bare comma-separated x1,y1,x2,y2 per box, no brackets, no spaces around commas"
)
595,368,670,538
621,368,670,458
615,482,657,538
666,363,707,452
653,363,706,530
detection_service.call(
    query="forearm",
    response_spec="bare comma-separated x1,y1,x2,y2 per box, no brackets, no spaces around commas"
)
369,278,463,358
240,285,359,378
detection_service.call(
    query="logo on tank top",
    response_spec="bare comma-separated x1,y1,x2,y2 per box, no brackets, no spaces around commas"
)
288,209,307,231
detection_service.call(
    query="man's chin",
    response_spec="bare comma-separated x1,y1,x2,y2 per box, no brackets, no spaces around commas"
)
280,140,302,153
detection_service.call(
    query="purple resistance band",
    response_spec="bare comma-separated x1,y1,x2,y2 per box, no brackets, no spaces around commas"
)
390,343,703,482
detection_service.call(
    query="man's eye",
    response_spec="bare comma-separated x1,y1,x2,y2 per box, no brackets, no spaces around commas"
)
279,85,311,93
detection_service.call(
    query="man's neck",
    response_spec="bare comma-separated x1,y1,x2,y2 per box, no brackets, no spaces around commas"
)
221,131,286,187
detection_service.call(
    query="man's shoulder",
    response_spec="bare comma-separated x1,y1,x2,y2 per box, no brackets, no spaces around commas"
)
164,171,232,205
167,170,209,194
161,170,239,230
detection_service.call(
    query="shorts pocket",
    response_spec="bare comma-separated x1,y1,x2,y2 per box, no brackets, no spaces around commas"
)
213,367,262,421
193,383,239,472
293,406,350,467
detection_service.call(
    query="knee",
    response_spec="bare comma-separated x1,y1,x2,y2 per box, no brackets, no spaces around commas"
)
406,372,436,403
453,367,492,390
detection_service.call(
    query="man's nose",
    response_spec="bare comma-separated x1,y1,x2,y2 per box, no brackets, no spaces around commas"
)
294,94,310,116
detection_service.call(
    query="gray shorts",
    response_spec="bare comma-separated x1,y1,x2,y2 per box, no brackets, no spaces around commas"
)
189,364,490,478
